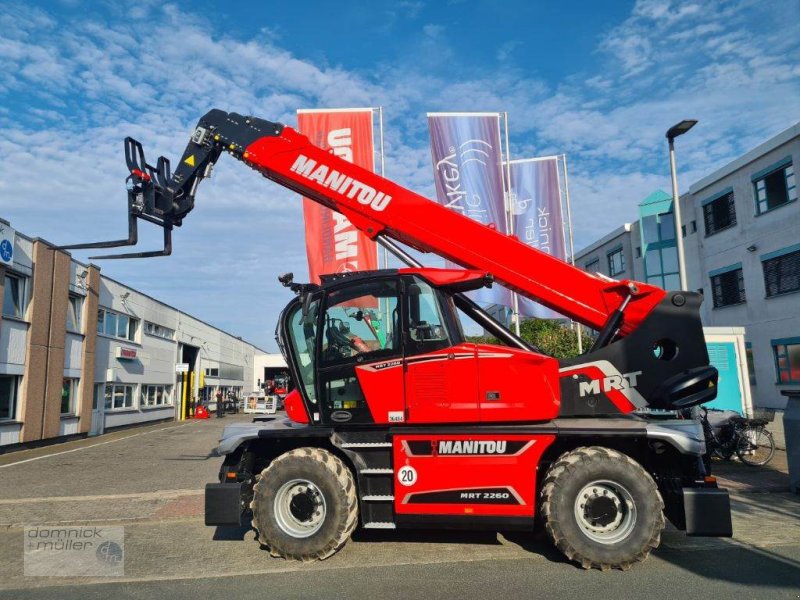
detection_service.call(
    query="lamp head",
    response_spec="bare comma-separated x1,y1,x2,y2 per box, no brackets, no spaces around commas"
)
667,120,698,141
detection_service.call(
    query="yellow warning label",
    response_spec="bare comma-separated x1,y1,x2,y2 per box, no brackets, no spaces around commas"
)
184,155,196,167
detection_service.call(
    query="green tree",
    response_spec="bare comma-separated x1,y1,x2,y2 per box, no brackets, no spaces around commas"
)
519,319,583,359
467,319,585,359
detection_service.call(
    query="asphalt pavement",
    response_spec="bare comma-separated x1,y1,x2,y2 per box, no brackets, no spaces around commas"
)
0,414,798,599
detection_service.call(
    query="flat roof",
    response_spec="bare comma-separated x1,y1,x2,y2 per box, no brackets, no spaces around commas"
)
690,121,800,194
575,223,632,259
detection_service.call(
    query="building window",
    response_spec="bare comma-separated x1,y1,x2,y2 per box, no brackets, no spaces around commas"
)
3,273,26,318
635,246,641,258
66,294,83,332
205,367,220,378
645,247,680,290
607,247,625,276
584,258,600,273
709,265,745,308
702,190,736,236
754,160,796,214
762,247,800,297
0,375,20,420
142,384,173,407
691,220,697,233
773,338,800,384
97,308,138,342
144,321,175,340
681,224,686,238
61,378,79,415
745,342,756,386
102,383,136,410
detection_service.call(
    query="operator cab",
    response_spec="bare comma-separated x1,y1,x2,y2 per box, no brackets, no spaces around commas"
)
276,269,559,426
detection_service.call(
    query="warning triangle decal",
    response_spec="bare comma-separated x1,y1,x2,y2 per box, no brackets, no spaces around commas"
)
184,155,196,167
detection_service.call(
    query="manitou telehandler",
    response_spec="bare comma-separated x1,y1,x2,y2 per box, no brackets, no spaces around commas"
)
62,109,732,570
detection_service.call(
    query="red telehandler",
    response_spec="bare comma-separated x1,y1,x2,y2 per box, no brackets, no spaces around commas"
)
62,110,732,569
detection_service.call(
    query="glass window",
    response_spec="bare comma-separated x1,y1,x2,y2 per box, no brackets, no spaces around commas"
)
323,280,400,363
287,299,320,404
645,249,661,275
584,258,600,273
0,375,19,420
607,248,625,277
763,249,800,297
710,268,746,308
406,278,450,352
703,192,736,235
61,378,78,414
97,308,138,341
663,274,681,291
105,383,135,410
641,215,659,245
661,247,679,274
745,343,757,386
104,312,117,337
67,294,83,332
117,314,129,339
755,162,796,214
773,341,800,384
3,274,25,318
659,212,676,241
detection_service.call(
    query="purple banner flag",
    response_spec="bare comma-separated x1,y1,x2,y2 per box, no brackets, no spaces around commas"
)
427,113,511,307
508,158,566,318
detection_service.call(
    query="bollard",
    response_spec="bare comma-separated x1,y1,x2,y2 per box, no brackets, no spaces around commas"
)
781,390,800,494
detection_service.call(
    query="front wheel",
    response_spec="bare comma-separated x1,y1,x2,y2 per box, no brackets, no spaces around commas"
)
251,447,358,561
736,427,775,466
540,446,665,570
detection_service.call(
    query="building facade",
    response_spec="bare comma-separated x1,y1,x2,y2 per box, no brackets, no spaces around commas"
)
0,220,267,448
575,122,800,410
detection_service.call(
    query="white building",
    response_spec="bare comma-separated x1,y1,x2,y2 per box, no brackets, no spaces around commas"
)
575,122,800,410
0,221,268,447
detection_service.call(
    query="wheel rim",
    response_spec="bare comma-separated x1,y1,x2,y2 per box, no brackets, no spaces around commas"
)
273,479,327,538
574,480,637,544
738,429,774,466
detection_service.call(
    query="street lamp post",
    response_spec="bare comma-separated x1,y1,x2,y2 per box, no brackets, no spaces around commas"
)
666,119,697,291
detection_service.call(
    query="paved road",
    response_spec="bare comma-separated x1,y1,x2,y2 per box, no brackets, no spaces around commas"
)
0,415,798,599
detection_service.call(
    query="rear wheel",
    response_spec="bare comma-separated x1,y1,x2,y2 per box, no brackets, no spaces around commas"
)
540,446,665,570
736,427,775,466
251,447,358,560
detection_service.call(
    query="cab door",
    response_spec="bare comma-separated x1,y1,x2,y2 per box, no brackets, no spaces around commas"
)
316,277,404,425
403,277,479,423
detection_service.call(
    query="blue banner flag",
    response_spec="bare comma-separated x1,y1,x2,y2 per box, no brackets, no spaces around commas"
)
427,113,511,307
508,157,566,318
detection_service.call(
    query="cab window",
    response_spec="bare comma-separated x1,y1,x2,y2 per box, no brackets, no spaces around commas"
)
321,279,400,365
286,299,320,404
405,278,451,353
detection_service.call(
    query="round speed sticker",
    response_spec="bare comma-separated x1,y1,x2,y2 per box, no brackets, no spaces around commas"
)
397,465,417,487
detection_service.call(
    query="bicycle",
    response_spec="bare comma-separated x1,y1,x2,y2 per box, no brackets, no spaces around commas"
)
698,407,775,467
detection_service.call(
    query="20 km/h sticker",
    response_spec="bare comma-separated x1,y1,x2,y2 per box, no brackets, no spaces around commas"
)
397,465,417,487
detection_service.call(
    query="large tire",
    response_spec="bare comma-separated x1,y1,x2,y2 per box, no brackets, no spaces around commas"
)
540,446,665,570
251,447,358,561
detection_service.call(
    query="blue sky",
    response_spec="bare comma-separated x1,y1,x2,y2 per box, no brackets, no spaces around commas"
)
1,0,798,350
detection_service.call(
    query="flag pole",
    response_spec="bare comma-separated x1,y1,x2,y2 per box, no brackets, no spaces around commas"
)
502,112,521,337
561,153,583,354
377,106,389,270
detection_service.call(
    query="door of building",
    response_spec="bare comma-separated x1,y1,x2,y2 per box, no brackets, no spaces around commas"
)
90,385,104,436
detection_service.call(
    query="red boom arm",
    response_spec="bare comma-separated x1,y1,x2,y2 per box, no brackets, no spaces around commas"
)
240,127,665,334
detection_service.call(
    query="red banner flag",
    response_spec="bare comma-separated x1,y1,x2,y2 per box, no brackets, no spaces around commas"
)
297,109,378,283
